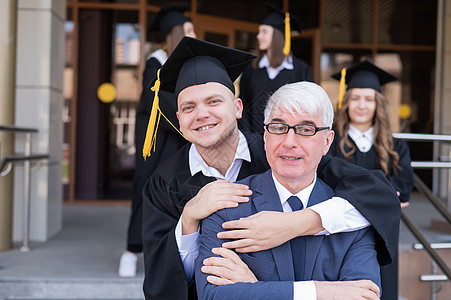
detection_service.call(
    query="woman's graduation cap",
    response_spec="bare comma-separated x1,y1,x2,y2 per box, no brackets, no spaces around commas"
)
148,5,190,38
142,37,256,159
260,3,301,56
331,60,397,109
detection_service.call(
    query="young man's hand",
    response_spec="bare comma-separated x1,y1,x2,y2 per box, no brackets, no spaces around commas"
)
181,180,252,234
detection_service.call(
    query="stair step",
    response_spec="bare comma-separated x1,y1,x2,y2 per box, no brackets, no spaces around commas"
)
0,278,144,300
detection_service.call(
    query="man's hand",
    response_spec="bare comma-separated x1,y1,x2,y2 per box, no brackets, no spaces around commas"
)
181,180,252,234
219,209,323,252
315,280,380,300
201,247,257,285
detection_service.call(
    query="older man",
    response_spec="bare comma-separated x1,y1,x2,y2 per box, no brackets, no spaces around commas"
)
195,82,381,300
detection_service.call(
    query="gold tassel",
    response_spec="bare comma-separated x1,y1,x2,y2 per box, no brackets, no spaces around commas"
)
142,69,187,160
143,69,161,160
338,67,347,109
283,12,291,57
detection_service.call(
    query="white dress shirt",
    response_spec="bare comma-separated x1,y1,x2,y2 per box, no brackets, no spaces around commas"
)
348,124,374,153
146,48,167,66
272,172,317,300
175,131,250,282
259,54,294,79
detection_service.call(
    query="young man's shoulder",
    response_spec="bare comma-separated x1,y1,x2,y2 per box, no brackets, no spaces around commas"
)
152,143,192,184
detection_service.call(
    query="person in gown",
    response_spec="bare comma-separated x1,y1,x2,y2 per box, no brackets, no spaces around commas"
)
239,4,313,134
328,60,415,300
118,5,196,277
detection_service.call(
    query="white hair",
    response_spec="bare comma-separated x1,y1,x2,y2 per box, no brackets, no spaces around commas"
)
263,81,334,128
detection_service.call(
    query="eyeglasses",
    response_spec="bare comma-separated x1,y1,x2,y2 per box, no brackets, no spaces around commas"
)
265,123,330,136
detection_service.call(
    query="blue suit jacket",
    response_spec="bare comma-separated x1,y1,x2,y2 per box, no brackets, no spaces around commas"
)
195,170,380,300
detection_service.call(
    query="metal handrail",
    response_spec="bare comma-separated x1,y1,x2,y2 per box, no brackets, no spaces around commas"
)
401,211,451,280
0,125,49,252
414,243,451,250
0,125,39,133
0,154,49,176
392,132,451,287
393,132,451,142
411,162,451,168
413,174,451,224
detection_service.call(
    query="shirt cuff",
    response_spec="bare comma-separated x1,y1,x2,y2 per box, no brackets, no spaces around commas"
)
293,280,316,300
175,216,200,254
175,217,200,282
309,197,370,234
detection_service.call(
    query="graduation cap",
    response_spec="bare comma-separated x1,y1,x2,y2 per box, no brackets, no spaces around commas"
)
331,60,398,109
260,3,301,56
148,5,190,38
142,37,256,159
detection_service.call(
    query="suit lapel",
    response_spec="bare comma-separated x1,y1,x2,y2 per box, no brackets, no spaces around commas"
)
252,170,295,281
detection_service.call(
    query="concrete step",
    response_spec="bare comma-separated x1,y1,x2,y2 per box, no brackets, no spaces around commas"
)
0,277,144,300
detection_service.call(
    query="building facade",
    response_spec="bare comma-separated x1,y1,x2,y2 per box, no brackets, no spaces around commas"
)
1,0,450,246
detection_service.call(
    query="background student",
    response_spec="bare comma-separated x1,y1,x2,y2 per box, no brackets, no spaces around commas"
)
239,3,313,134
328,60,415,300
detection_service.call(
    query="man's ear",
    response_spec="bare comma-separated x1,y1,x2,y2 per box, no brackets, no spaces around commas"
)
176,111,180,120
235,98,244,119
322,130,335,155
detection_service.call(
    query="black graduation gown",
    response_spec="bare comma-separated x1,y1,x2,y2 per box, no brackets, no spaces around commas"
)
126,56,188,252
238,57,314,134
142,133,400,300
328,136,414,203
142,133,268,300
328,135,414,300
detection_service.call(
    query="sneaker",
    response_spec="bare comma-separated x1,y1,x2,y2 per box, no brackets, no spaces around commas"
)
118,251,138,277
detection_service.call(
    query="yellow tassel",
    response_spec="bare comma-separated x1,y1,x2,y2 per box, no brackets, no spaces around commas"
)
338,67,347,109
142,69,161,160
283,12,291,57
142,69,188,160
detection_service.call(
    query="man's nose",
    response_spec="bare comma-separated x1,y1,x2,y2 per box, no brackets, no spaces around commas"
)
282,128,298,147
195,105,210,119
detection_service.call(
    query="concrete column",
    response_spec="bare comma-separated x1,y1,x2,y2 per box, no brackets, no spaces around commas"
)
0,0,17,251
13,0,65,242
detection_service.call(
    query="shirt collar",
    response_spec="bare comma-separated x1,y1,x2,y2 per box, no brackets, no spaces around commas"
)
348,124,373,141
348,124,374,153
271,172,317,209
259,54,294,80
189,130,251,179
146,48,168,66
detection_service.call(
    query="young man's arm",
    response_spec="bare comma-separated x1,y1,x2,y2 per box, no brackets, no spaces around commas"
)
142,174,193,300
142,174,253,299
219,154,400,265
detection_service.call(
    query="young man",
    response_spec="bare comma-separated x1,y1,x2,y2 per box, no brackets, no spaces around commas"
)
196,81,380,300
142,37,398,299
